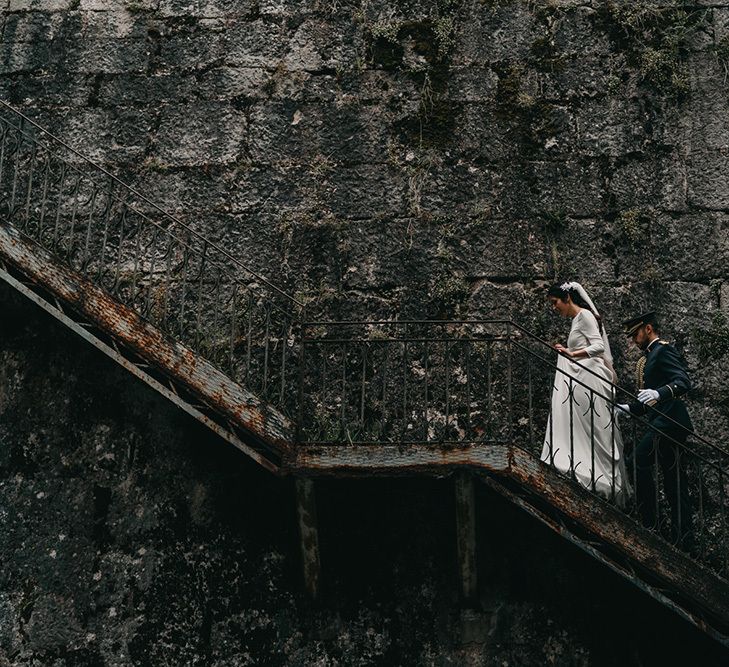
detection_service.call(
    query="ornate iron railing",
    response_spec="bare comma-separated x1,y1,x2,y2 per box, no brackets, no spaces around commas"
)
297,320,513,445
299,320,729,579
0,101,304,415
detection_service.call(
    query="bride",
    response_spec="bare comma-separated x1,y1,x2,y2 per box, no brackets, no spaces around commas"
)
540,281,627,502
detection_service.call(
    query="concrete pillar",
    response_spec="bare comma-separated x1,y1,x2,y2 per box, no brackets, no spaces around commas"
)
295,477,321,600
455,472,478,603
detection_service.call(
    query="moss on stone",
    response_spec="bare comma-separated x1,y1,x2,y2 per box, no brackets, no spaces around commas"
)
537,210,570,280
538,209,568,236
694,311,729,361
491,62,562,155
712,34,729,83
601,3,707,100
365,6,460,148
617,207,651,249
125,1,149,12
429,272,469,316
432,16,456,58
640,262,663,293
142,156,170,172
529,27,567,74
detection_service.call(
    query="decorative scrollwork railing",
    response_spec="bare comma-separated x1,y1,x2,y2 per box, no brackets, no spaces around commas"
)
0,101,304,415
299,320,729,579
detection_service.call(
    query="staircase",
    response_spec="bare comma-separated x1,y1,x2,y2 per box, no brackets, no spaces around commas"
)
1,101,728,646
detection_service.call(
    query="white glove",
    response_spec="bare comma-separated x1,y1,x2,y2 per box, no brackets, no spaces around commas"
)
613,404,630,417
638,389,660,404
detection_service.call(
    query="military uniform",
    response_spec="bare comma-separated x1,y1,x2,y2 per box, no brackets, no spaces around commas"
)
628,338,692,432
623,313,694,550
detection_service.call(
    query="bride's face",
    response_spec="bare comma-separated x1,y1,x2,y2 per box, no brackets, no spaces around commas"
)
549,295,571,318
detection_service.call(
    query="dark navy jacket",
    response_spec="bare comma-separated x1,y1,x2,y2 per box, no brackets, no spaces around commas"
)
628,339,692,432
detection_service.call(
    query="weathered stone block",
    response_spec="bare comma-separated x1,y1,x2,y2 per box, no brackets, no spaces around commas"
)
321,164,408,218
298,68,388,105
687,148,729,210
446,65,499,103
510,159,605,218
283,18,361,72
554,6,611,57
194,66,270,101
157,26,226,72
133,165,232,216
78,0,139,10
0,41,52,73
610,153,688,213
1,10,68,42
654,213,729,281
714,8,729,43
0,594,22,654
257,102,390,165
468,280,535,322
246,103,308,164
97,73,199,107
415,161,496,218
549,218,617,283
0,72,92,106
257,0,313,18
336,217,432,290
223,19,290,68
81,9,148,39
453,4,539,67
7,0,74,10
284,20,325,72
446,218,549,281
209,211,289,274
688,54,729,152
59,38,150,74
544,54,618,100
450,106,520,163
571,98,646,158
25,595,84,652
154,103,247,166
158,0,256,17
227,163,302,215
357,0,442,23
655,281,714,337
56,107,152,163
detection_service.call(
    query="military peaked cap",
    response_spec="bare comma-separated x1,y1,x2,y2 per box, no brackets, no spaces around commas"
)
623,311,657,336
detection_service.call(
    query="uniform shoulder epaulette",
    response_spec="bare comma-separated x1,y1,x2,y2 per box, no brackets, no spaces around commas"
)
658,340,670,345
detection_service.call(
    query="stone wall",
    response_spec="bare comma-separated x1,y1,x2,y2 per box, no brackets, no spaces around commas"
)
3,0,729,435
1,283,727,665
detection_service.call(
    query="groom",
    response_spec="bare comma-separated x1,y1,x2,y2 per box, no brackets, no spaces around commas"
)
618,311,694,551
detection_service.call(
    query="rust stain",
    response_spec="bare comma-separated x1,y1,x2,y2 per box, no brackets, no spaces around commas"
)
0,223,294,454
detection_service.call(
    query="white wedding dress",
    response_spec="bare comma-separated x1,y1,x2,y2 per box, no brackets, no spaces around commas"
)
540,309,627,503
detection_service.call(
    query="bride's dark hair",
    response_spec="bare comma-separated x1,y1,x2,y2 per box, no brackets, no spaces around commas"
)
547,282,604,333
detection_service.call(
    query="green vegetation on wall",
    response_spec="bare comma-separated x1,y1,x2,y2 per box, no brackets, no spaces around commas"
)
601,2,708,99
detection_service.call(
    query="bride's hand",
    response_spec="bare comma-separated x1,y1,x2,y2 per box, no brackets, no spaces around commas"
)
554,344,572,358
